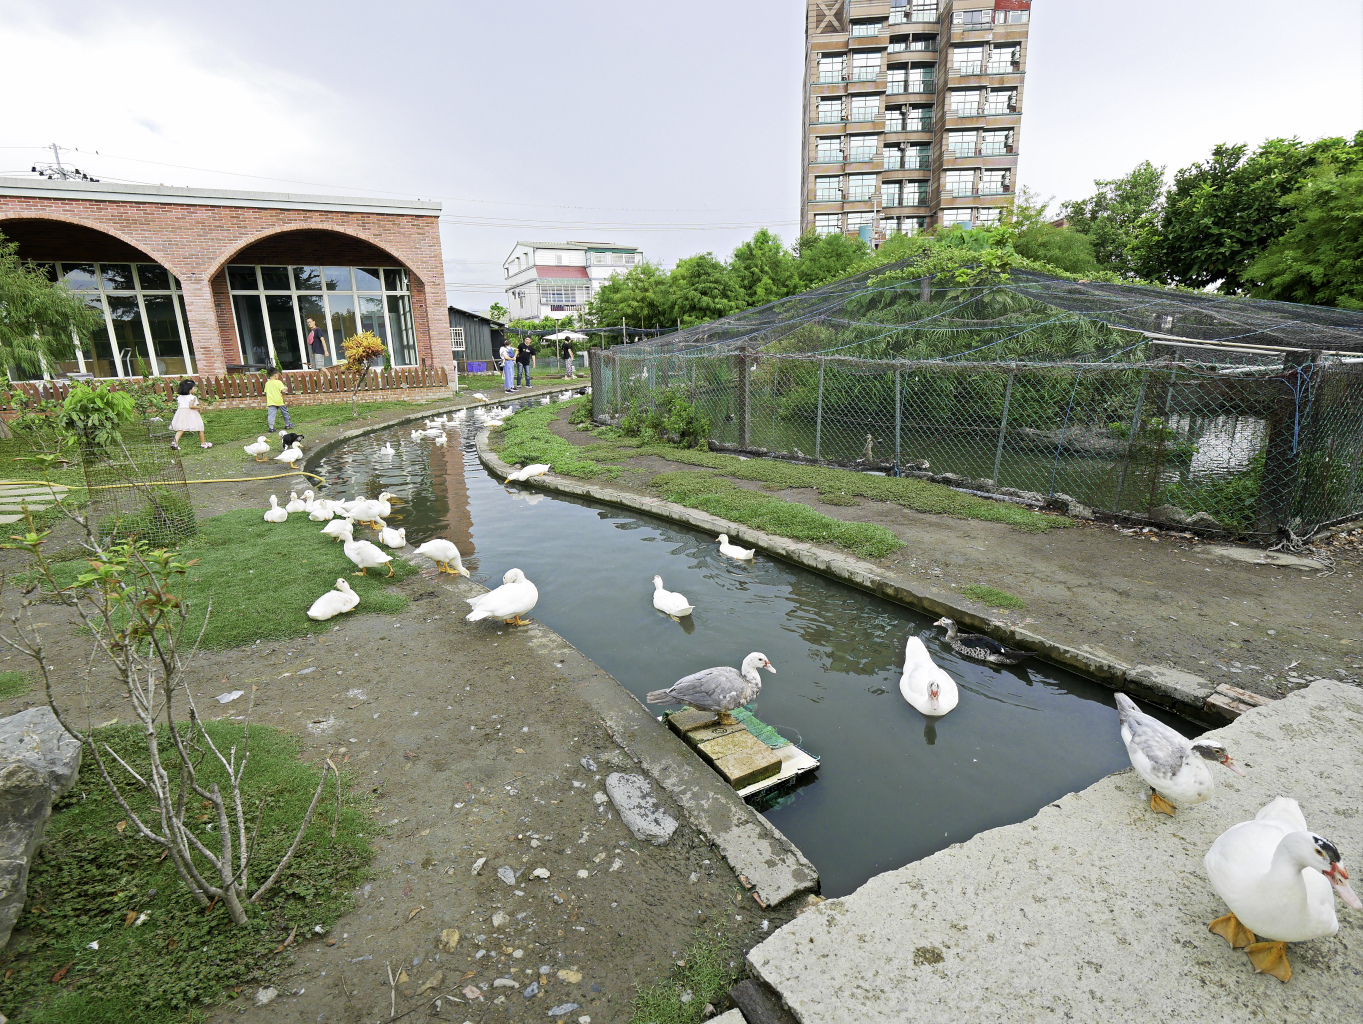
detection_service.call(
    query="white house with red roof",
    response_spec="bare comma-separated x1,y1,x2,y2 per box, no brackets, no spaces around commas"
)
502,240,643,320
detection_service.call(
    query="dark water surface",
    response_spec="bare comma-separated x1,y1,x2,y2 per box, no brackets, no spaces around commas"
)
313,398,1194,897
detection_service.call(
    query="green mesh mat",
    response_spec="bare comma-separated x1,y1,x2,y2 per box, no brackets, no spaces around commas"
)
732,707,790,749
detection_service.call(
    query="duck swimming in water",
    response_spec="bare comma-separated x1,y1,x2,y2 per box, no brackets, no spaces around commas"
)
932,617,1034,666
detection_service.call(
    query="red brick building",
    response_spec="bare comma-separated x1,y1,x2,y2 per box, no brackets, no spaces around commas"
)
0,177,451,378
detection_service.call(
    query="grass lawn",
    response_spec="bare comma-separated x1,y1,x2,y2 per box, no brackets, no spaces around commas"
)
0,722,373,1024
963,583,1026,610
42,510,418,650
0,669,32,699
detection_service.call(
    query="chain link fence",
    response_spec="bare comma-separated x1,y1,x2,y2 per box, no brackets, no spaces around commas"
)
591,268,1363,540
82,425,197,548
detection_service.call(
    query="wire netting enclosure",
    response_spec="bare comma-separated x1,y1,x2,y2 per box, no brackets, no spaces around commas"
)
82,426,198,548
592,268,1363,540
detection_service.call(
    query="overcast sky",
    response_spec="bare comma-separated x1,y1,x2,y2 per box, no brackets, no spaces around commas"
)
2,0,1360,311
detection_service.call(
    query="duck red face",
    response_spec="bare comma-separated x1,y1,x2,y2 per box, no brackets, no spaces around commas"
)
928,680,941,710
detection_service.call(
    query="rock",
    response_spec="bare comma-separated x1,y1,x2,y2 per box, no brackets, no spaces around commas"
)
492,911,510,928
0,707,82,948
497,865,516,886
1125,664,1215,709
580,755,597,772
592,791,608,805
461,984,482,1000
524,981,540,998
493,978,518,988
471,856,487,875
609,857,623,872
576,869,589,879
532,867,550,879
417,970,444,995
1149,504,1189,525
439,928,460,952
254,987,278,1006
604,773,678,846
548,1003,581,1018
557,969,583,984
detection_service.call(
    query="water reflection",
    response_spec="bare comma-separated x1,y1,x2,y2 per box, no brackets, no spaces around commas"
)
312,398,1198,897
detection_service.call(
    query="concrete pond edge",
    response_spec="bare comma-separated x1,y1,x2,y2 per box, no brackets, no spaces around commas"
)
475,429,1241,728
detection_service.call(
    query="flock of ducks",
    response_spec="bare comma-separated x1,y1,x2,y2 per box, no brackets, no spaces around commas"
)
244,433,305,468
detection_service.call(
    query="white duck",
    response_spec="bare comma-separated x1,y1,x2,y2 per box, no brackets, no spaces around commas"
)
1204,797,1362,982
300,489,318,509
307,578,360,621
413,539,470,576
244,436,271,462
717,534,754,562
343,536,393,577
466,568,538,626
646,652,775,726
308,502,335,522
471,392,489,401
375,518,406,549
275,441,303,467
899,636,959,717
1115,693,1244,815
347,497,384,525
432,432,448,446
378,442,396,457
373,491,396,517
506,463,550,483
284,491,307,514
651,576,694,620
409,429,423,441
321,517,354,543
262,494,288,523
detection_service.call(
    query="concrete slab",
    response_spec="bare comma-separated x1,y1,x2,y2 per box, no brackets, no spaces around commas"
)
747,680,1363,1024
1197,544,1329,571
0,516,23,525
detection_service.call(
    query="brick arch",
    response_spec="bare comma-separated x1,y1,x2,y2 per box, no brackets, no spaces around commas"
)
0,214,183,274
203,223,425,287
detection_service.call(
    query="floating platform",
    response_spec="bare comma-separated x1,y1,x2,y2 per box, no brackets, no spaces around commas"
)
664,707,820,799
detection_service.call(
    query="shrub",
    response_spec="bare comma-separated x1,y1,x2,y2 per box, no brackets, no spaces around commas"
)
56,384,136,451
620,388,711,448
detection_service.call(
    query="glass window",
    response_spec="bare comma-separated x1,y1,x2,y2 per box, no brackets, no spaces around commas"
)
297,294,328,357
976,207,1003,226
100,263,135,291
906,144,930,169
324,267,353,291
887,66,906,94
815,175,843,201
988,45,1021,72
849,95,878,122
981,169,1010,194
383,268,408,292
909,34,937,50
61,263,98,291
888,36,907,53
450,326,466,352
908,105,933,130
815,138,843,162
388,295,417,366
177,295,195,363
982,130,1012,155
359,295,387,355
911,1,937,20
952,8,991,27
624,255,637,264
611,254,625,265
327,292,357,348
817,54,845,83
952,46,984,74
884,146,903,170
944,169,976,195
232,296,270,367
848,135,878,162
85,295,116,378
907,64,934,90
902,216,927,235
950,89,982,114
851,52,879,81
814,213,842,236
266,294,304,369
142,295,188,375
850,20,882,36
260,266,291,290
294,266,323,291
846,211,874,229
34,262,58,283
105,295,149,375
881,180,902,207
137,264,172,291
847,174,878,201
986,89,1018,113
353,268,382,292
228,265,259,291
817,97,843,123
948,130,977,156
942,208,975,226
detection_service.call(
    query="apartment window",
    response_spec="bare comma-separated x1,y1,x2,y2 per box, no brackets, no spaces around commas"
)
883,145,904,170
988,45,1021,72
851,20,883,36
885,106,905,131
887,67,906,94
849,95,879,122
815,175,843,201
890,216,926,235
981,129,1012,155
981,169,1011,195
815,138,844,163
909,34,937,50
554,254,564,265
911,1,938,21
944,169,976,196
624,254,637,265
848,135,878,162
906,144,930,169
908,105,933,130
814,213,842,236
952,46,984,75
847,173,878,200
881,180,902,207
817,97,843,123
890,10,907,26
942,208,975,226
450,327,466,352
976,207,1003,226
905,181,930,205
888,36,908,53
611,254,625,265
851,52,880,81
952,8,992,28
948,130,977,157
539,283,590,308
908,63,934,92
818,54,846,83
950,89,982,114
985,89,1018,113
847,211,875,230
995,8,1030,23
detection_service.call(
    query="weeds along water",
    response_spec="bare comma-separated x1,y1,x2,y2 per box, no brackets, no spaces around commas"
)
313,397,1196,897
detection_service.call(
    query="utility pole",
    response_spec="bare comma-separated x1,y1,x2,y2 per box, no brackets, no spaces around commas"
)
31,143,99,182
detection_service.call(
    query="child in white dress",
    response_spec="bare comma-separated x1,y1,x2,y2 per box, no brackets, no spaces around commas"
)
169,379,211,450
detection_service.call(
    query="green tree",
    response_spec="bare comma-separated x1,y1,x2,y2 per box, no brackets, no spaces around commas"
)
730,229,798,307
488,301,508,323
1004,187,1097,274
1060,161,1165,277
1245,163,1363,308
584,261,672,329
793,231,870,289
1135,135,1363,293
665,253,741,326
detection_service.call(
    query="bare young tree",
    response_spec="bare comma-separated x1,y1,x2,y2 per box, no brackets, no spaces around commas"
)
0,462,338,926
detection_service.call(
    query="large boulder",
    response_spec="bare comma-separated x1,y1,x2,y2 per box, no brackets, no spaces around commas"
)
605,772,678,846
0,707,82,949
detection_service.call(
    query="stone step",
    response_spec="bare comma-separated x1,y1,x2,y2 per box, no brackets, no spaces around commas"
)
667,710,782,789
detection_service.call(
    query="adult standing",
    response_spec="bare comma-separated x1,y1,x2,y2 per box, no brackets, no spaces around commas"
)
500,339,516,393
306,318,329,369
515,337,535,388
563,341,575,379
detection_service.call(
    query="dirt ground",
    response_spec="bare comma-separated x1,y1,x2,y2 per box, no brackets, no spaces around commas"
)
0,385,795,1024
544,413,1363,700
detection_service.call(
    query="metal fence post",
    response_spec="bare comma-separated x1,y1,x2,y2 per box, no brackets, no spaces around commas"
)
815,358,825,460
738,344,751,447
894,367,902,469
613,350,622,413
992,368,1015,484
1112,372,1149,512
772,362,780,450
1257,351,1316,534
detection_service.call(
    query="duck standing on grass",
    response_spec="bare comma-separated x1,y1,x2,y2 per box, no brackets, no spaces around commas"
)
343,536,393,577
413,539,470,576
244,436,271,462
932,617,1034,666
262,495,287,523
466,568,538,626
647,652,775,726
1115,692,1244,815
1204,797,1361,982
307,579,359,621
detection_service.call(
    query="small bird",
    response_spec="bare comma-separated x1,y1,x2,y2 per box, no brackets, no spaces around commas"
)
307,578,360,621
506,463,550,483
717,534,754,562
651,576,695,620
899,636,959,717
344,536,393,577
262,495,287,523
466,568,538,626
1205,797,1362,982
284,491,306,514
646,652,775,726
413,539,470,576
378,442,396,456
1115,692,1244,815
321,517,354,543
281,432,306,449
244,436,271,461
375,518,406,549
932,617,1035,666
275,441,303,467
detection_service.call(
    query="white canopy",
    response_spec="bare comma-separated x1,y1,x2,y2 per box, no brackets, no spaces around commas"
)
544,331,588,341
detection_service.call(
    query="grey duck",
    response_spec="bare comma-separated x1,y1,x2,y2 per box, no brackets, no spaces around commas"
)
932,617,1036,666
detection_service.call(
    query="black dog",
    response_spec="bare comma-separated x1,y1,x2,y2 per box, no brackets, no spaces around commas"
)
281,432,306,449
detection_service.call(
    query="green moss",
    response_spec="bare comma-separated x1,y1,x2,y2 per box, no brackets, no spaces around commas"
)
963,584,1026,610
0,670,32,699
1,722,374,1023
629,932,742,1024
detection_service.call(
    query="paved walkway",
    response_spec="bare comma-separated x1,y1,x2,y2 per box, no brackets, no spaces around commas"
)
746,680,1363,1024
0,483,69,524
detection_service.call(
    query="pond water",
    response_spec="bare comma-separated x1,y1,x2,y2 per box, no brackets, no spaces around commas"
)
313,398,1196,897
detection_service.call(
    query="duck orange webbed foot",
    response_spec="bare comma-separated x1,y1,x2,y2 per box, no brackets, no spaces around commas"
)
1246,940,1292,982
1149,789,1177,816
1208,913,1256,950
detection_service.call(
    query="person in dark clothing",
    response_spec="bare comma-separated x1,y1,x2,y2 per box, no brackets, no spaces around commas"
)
306,319,329,369
515,339,535,387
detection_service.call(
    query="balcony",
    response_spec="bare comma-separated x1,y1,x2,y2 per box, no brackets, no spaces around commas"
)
945,102,1020,118
887,79,935,95
888,39,938,53
847,151,880,165
884,117,933,133
884,152,931,170
812,153,846,164
890,11,942,25
945,144,1016,158
942,184,1012,198
947,62,1023,78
